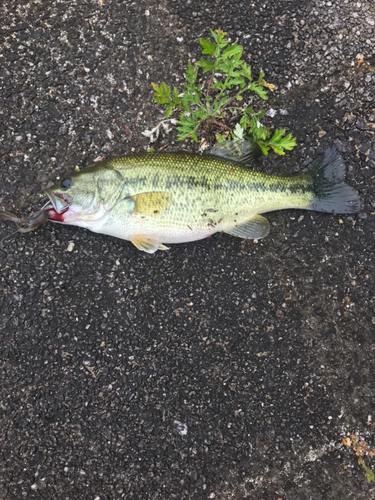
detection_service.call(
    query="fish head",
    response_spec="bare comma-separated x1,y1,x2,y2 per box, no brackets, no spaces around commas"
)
44,166,124,224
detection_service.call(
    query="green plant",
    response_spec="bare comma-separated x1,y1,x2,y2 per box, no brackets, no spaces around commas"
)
151,29,296,155
342,435,375,483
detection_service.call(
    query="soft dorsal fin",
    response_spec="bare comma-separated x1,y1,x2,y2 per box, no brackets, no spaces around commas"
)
207,139,262,165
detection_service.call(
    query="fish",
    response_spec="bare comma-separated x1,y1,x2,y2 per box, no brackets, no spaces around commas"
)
27,140,362,253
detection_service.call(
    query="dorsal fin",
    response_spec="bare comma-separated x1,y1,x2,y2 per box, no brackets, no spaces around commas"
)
207,139,262,165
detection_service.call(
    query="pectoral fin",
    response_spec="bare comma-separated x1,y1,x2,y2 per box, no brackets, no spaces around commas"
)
127,192,171,216
224,215,270,240
131,235,169,253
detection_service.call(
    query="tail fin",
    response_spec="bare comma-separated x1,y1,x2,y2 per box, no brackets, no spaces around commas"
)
306,146,360,214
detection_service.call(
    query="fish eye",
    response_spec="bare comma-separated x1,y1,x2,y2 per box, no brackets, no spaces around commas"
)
61,178,73,190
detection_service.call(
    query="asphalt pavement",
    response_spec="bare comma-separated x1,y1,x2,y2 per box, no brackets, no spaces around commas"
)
1,0,374,499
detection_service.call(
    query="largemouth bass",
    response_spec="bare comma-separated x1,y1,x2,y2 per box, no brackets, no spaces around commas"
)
39,140,359,253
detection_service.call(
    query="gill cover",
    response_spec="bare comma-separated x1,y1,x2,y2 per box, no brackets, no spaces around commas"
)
45,165,125,221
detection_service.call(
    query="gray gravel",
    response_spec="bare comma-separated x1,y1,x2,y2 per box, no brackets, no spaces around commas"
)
1,0,375,499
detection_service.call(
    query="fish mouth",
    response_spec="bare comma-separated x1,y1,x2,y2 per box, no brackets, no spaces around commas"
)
43,189,70,215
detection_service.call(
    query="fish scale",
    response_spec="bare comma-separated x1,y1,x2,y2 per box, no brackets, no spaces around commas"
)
104,152,312,232
40,141,359,253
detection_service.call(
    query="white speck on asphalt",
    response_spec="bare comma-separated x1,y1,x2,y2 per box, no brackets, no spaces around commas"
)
173,420,188,436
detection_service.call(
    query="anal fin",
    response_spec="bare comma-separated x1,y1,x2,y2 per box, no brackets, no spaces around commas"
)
224,215,270,240
131,235,169,253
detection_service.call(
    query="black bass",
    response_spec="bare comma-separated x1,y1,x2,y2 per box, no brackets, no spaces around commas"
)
39,141,359,253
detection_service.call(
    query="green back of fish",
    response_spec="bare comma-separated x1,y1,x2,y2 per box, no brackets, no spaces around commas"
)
104,152,313,218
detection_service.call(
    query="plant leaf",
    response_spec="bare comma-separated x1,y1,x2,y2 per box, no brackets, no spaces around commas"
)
186,61,198,84
221,44,243,60
152,82,171,104
172,87,182,106
250,83,268,100
215,133,227,143
241,62,252,80
233,123,244,140
271,145,285,155
218,96,231,109
211,81,226,90
269,130,297,150
226,77,245,87
165,103,174,118
198,38,215,55
196,58,214,72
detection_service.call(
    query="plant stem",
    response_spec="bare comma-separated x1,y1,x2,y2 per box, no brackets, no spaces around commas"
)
210,120,232,130
219,85,251,112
